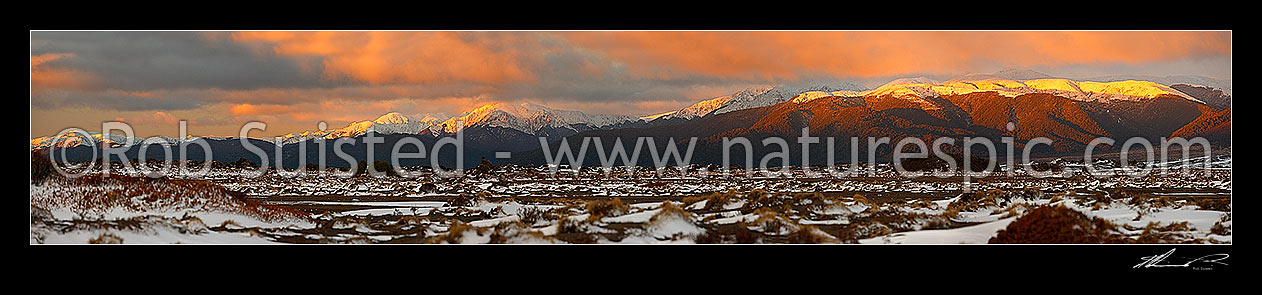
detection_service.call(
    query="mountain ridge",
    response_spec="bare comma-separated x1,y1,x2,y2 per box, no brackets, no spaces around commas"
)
32,72,1231,167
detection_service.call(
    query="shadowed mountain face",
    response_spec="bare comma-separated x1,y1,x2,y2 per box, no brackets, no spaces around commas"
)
1172,107,1231,145
509,90,1227,167
1170,84,1232,110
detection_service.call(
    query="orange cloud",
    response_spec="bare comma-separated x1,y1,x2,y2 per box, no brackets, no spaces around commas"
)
230,31,539,85
228,103,299,116
114,111,180,126
31,53,99,93
561,31,1231,79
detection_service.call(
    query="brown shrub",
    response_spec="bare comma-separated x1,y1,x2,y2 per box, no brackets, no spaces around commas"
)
989,205,1128,244
553,216,598,244
448,194,485,207
487,221,553,244
695,224,761,244
683,191,736,212
517,206,557,225
31,151,57,184
395,215,425,225
785,225,838,244
793,193,830,212
1135,221,1200,244
851,194,871,205
845,223,892,240
1210,214,1232,236
556,217,588,235
584,198,629,221
648,202,696,227
749,207,794,235
740,193,792,214
88,232,124,244
945,191,1005,218
431,221,480,244
1126,194,1172,209
1193,198,1231,212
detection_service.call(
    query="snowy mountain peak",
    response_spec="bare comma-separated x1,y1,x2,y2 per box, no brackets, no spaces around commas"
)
877,77,939,89
864,74,1202,105
373,112,411,124
653,83,873,121
441,102,638,134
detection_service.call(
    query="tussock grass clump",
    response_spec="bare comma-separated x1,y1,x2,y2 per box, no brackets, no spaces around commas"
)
695,224,760,244
554,216,598,244
682,191,737,212
1048,193,1064,204
681,194,708,206
845,223,892,240
417,182,438,194
487,221,555,244
88,232,124,244
792,193,830,212
862,210,952,232
584,198,629,221
944,189,1013,218
448,193,489,207
1090,200,1113,211
1134,221,1201,244
996,203,1032,218
1074,193,1113,208
749,207,796,235
989,205,1128,244
649,201,692,223
30,205,53,224
1126,194,1173,209
31,151,57,184
219,219,242,228
850,194,871,205
395,215,426,226
431,221,484,244
172,216,208,234
556,216,590,235
904,199,941,210
740,193,793,214
517,206,558,226
785,225,840,244
1192,198,1231,212
646,201,703,241
1210,213,1231,236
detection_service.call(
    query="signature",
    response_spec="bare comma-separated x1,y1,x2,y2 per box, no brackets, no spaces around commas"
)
1134,248,1229,269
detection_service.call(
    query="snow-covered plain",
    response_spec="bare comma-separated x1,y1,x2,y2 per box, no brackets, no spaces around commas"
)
31,153,1231,244
30,164,1230,244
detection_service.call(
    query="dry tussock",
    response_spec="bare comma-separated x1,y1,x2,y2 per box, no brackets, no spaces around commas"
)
584,198,629,221
989,205,1128,244
88,232,124,244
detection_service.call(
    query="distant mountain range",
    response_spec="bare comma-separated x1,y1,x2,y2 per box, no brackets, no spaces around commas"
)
32,70,1231,167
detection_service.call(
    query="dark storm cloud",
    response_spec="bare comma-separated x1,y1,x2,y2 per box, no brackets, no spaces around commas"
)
30,31,330,91
33,90,206,111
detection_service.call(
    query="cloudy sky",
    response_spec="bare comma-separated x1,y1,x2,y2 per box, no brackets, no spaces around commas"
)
31,31,1231,138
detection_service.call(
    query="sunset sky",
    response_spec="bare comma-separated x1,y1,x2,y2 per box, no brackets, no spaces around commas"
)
30,31,1232,138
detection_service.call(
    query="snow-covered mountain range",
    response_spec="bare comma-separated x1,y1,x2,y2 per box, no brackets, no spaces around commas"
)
31,70,1231,153
437,102,638,134
862,76,1204,104
648,83,868,121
